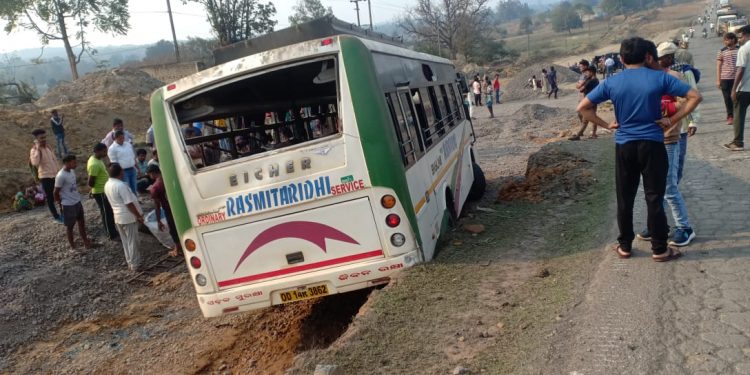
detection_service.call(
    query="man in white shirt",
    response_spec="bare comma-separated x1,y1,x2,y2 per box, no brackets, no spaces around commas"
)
605,56,616,78
54,154,92,249
105,163,145,271
726,25,750,151
108,130,138,193
472,77,482,106
101,118,135,148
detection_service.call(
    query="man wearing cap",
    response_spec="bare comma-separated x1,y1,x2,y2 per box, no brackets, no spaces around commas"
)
726,25,750,151
577,37,702,262
636,42,699,247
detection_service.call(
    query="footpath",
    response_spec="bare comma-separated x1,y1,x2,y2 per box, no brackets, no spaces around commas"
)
543,34,750,374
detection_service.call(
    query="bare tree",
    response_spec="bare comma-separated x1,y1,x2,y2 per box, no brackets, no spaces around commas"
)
1,0,130,80
399,0,491,60
186,0,276,46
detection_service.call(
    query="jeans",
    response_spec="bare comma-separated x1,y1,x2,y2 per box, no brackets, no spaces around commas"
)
720,79,735,118
606,66,613,78
40,178,60,219
615,141,669,254
92,193,118,240
495,89,500,104
548,84,558,99
473,93,481,107
664,142,691,230
123,167,138,194
732,91,750,146
54,133,68,158
677,133,687,183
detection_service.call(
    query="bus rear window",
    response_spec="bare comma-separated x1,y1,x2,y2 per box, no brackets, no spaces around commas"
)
171,57,340,169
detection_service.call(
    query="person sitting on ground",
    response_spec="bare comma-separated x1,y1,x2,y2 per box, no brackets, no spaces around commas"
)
13,191,32,212
54,154,93,249
24,184,45,206
135,148,152,193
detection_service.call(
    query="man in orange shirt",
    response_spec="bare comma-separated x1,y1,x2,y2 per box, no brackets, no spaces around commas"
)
492,74,502,103
29,129,63,224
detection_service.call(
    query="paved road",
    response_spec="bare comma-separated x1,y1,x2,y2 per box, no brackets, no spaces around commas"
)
546,32,750,374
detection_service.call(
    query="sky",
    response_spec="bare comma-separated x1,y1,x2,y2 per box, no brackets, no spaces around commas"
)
0,0,411,54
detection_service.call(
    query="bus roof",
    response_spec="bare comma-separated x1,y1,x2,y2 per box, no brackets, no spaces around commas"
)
213,16,405,65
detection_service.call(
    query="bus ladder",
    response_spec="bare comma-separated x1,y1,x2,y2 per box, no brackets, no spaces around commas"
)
127,253,185,285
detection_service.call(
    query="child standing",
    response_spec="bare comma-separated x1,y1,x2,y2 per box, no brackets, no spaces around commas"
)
485,91,494,118
54,154,93,249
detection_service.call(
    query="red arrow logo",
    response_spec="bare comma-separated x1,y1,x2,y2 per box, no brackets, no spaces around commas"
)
233,221,360,273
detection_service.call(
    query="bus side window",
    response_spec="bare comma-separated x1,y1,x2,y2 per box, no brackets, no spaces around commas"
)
427,86,446,137
451,83,464,120
440,85,455,127
398,91,426,155
385,93,417,166
411,89,433,149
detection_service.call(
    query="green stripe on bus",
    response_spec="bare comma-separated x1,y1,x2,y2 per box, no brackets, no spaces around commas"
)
340,37,421,245
150,89,192,236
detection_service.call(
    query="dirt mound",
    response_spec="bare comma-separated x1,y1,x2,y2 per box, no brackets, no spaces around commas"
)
511,103,577,122
36,68,163,108
502,64,579,102
497,148,594,202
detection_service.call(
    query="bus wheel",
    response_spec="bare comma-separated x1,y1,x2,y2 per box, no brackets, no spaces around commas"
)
445,189,458,227
468,163,486,201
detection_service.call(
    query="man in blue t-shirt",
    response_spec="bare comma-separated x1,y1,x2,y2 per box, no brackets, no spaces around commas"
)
577,37,702,262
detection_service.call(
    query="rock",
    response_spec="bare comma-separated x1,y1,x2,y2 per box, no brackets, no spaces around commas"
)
218,364,228,371
536,268,550,278
314,364,343,375
452,365,470,374
463,224,485,234
497,322,505,329
458,336,466,342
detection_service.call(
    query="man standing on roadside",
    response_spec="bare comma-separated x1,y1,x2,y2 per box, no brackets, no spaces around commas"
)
717,33,739,125
108,130,138,193
493,74,502,104
50,109,68,159
472,77,482,106
726,25,750,151
105,163,145,272
577,37,702,262
54,155,93,249
548,66,559,99
605,56,615,79
147,165,181,257
87,143,118,241
101,118,135,148
29,129,62,224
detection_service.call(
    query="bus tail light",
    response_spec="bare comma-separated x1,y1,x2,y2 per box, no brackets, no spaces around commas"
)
381,195,396,209
321,38,333,46
195,273,207,286
190,256,202,269
185,239,196,251
390,233,406,247
386,214,400,227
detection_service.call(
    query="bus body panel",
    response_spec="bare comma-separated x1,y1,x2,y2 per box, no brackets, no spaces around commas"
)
203,197,384,290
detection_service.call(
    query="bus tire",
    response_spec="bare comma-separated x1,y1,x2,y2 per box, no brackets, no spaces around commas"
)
445,189,458,227
468,163,486,201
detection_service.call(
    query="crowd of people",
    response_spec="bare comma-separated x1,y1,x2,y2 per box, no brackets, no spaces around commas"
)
27,116,179,272
467,74,503,119
573,1,750,261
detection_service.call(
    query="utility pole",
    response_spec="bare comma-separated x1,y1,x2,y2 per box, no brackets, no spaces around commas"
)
166,0,180,62
351,0,363,27
367,0,373,30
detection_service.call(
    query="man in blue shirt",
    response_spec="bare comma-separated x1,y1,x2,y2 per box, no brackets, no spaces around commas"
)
577,37,702,262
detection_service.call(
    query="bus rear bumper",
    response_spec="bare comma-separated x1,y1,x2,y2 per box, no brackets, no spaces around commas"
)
196,250,420,317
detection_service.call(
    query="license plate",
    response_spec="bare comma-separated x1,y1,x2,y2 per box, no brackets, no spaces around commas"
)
278,284,329,303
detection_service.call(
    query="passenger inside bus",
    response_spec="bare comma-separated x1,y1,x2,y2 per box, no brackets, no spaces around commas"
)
172,58,340,170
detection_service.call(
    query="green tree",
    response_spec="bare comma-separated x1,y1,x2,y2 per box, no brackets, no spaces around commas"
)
495,0,531,23
289,0,332,25
400,0,492,60
187,0,276,46
0,0,130,80
520,15,533,34
145,40,176,62
550,1,583,33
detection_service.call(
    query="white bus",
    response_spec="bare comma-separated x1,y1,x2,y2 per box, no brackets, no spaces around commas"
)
150,17,485,317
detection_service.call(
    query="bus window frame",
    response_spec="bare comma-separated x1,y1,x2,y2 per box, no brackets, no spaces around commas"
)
396,88,426,159
167,55,343,173
385,92,418,166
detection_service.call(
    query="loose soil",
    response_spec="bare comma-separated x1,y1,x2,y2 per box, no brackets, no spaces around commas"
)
501,64,579,102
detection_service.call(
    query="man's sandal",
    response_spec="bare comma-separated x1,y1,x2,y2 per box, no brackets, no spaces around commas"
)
613,245,631,259
652,247,682,262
